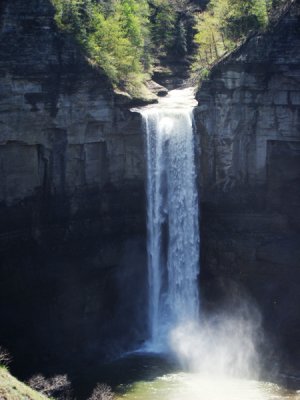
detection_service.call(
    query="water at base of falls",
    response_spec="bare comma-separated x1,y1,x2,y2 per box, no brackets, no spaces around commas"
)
114,369,300,400
139,88,200,351
93,89,300,400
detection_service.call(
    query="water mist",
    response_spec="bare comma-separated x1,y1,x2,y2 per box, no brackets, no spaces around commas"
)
139,88,264,382
170,302,263,379
119,88,299,400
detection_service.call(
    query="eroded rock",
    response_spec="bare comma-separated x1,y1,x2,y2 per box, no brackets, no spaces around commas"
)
195,0,300,370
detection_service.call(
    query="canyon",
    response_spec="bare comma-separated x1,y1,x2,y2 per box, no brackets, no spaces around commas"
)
0,0,299,384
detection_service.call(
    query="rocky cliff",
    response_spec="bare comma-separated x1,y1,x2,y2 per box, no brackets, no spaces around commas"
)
195,0,300,370
2,0,300,385
0,0,147,377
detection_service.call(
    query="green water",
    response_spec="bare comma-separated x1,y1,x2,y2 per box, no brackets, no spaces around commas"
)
94,354,299,400
76,353,299,400
115,372,300,400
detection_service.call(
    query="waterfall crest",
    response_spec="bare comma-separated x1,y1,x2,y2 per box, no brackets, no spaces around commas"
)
140,88,200,351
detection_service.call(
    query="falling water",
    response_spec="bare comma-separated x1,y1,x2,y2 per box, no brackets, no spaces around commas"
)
115,89,300,400
140,88,200,351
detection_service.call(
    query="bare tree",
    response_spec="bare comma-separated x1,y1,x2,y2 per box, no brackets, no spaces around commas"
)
28,374,72,400
0,346,11,367
87,383,114,400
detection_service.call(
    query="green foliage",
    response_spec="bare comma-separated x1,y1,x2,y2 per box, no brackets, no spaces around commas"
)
51,0,194,94
149,0,191,57
193,0,280,79
87,6,144,84
51,0,151,95
173,20,188,56
150,0,176,55
224,0,268,41
194,2,232,72
51,0,288,92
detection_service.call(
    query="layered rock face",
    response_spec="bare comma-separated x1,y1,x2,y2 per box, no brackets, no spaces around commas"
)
0,0,147,376
196,0,300,369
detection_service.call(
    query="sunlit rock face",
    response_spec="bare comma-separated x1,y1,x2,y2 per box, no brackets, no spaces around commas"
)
0,0,147,375
195,1,300,370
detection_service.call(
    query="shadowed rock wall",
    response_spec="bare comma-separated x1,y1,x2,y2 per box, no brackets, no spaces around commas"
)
195,0,300,370
0,0,147,377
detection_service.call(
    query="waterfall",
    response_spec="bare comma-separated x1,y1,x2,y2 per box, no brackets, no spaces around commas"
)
140,88,200,351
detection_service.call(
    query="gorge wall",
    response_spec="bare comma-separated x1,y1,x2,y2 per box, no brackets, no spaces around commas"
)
0,0,147,376
195,0,300,370
1,0,300,385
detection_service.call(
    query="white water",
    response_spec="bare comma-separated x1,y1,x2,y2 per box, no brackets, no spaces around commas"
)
137,88,262,381
122,88,300,399
116,373,300,400
139,88,200,351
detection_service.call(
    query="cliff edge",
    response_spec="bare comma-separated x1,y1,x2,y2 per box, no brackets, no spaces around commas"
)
196,0,300,370
0,0,147,376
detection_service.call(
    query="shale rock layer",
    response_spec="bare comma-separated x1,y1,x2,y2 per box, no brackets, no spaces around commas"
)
196,0,300,369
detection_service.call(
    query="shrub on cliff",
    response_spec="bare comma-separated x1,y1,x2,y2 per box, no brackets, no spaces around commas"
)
51,0,151,96
0,346,11,368
87,383,115,400
28,374,72,400
193,0,288,79
50,0,194,97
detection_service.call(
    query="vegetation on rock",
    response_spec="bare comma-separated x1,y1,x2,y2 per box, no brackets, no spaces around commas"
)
0,347,11,368
0,346,115,400
51,0,150,96
193,0,289,79
50,0,291,94
27,374,72,400
87,383,115,400
0,367,49,400
51,0,193,97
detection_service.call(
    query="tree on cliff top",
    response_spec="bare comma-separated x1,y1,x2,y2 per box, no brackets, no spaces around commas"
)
193,0,284,80
224,0,268,41
51,0,194,96
52,0,152,96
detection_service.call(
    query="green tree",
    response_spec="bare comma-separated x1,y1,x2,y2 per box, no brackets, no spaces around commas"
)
173,20,187,56
117,0,149,48
193,0,272,82
116,0,151,71
51,0,152,95
194,0,230,68
224,0,268,40
150,0,176,54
